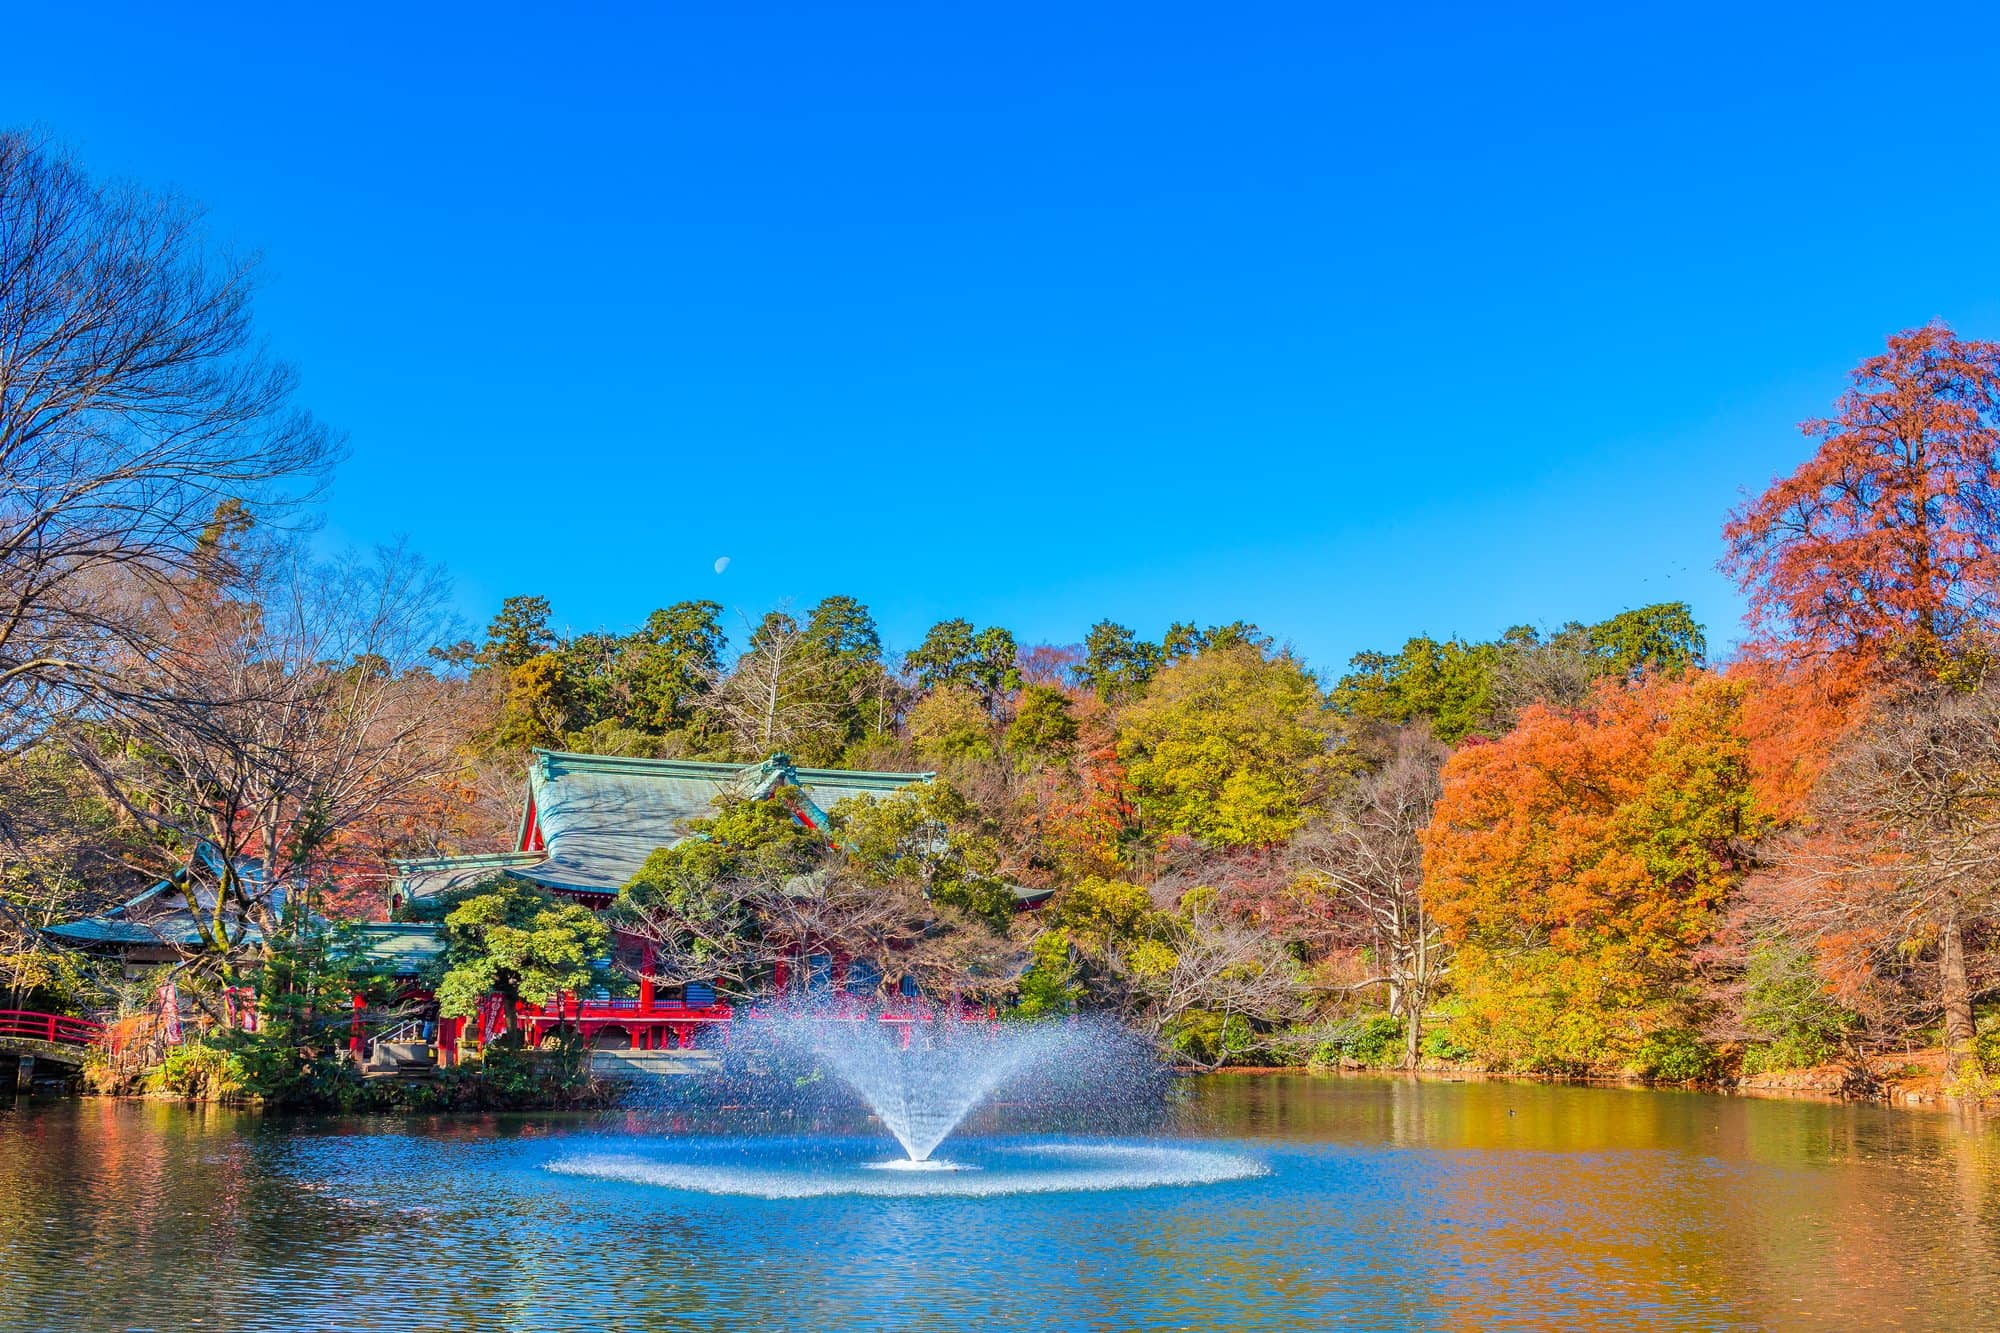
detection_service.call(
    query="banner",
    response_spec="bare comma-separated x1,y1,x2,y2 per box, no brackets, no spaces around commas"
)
157,981,183,1045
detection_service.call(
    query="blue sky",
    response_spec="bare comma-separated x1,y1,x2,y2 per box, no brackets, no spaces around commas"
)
9,3,2000,674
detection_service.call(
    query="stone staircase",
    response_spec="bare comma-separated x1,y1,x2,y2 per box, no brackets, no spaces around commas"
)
590,1048,722,1080
362,1037,438,1079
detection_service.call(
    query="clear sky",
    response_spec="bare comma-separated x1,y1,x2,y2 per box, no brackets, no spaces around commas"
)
9,3,2000,673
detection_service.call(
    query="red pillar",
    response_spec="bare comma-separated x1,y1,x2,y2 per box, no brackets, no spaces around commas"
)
348,994,365,1055
640,940,655,1012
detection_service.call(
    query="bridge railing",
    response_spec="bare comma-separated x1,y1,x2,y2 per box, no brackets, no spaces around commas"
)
0,1011,106,1047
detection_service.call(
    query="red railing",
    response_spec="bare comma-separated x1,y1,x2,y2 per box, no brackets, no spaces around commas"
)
0,1011,105,1047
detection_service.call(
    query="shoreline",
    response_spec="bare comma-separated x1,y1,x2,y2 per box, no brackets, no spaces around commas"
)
1200,1058,1997,1114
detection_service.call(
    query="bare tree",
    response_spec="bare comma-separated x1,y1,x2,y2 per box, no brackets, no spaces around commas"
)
714,610,846,760
0,130,336,751
1482,631,1598,727
1752,684,2000,1070
1124,887,1302,1069
1289,726,1448,1066
621,847,1015,1003
76,543,468,976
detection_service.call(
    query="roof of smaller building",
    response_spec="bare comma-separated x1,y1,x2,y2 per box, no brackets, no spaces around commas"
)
392,850,545,906
44,849,278,950
344,922,447,974
387,752,1061,913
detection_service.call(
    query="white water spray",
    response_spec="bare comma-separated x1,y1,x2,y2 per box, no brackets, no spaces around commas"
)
759,1007,1090,1162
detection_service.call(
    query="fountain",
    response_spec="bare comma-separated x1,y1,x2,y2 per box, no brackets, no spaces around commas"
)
761,1004,1082,1162
541,1002,1266,1198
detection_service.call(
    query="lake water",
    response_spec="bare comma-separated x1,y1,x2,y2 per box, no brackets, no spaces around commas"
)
3,1075,1997,1331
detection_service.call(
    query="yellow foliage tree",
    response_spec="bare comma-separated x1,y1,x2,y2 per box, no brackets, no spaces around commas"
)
1115,645,1333,847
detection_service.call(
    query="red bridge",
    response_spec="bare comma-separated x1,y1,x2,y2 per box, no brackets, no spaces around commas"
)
0,1010,104,1048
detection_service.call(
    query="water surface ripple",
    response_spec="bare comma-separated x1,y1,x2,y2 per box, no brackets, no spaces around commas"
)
3,1076,1997,1331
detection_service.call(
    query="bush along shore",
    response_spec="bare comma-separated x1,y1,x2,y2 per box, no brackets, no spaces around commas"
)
1289,1012,2000,1110
81,1039,612,1113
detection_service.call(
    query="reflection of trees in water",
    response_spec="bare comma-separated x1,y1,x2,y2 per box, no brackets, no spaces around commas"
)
1186,1075,2000,1327
1,1085,1995,1330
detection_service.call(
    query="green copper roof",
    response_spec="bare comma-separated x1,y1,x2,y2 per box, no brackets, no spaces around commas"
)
516,750,933,896
44,850,276,950
345,922,447,973
391,850,544,906
394,752,934,902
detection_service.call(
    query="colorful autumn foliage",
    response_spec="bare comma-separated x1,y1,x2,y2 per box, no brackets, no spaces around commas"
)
1724,321,2000,682
1421,674,1755,1070
19,308,2000,1086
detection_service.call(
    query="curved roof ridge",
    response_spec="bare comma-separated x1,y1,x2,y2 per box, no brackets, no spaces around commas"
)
529,748,933,786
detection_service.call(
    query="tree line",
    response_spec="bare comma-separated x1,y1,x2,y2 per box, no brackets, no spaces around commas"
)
5,130,2000,1093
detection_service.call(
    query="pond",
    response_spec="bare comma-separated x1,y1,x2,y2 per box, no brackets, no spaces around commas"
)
2,1076,1997,1331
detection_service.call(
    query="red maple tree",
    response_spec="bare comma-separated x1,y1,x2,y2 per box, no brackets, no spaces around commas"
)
1723,321,2000,679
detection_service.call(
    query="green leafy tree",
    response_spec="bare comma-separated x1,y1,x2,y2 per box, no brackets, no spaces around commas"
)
906,618,1020,712
618,600,725,732
805,595,882,663
1163,620,1270,662
906,618,976,691
839,782,1018,929
1331,635,1499,743
229,916,386,1106
1334,603,1708,743
1075,620,1162,700
436,880,610,1041
906,686,997,763
481,595,557,670
804,596,890,743
620,795,823,989
488,651,589,751
1589,602,1707,677
1116,645,1334,846
1004,684,1079,769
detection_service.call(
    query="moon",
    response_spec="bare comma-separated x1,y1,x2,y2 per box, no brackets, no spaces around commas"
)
713,556,732,574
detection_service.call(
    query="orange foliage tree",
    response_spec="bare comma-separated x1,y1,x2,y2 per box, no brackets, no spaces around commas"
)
1723,324,2000,1064
1028,701,1135,880
1420,674,1755,1071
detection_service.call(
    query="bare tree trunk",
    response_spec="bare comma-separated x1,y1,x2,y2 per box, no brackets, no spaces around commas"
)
1404,912,1427,1069
1939,899,1976,1069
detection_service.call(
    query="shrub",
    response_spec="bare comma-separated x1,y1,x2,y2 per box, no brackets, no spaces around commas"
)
1165,1009,1256,1066
1974,1028,2000,1072
1346,1016,1406,1067
1738,938,1857,1074
1419,1025,1474,1063
1634,1028,1722,1084
151,1041,247,1101
1308,1014,1407,1069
